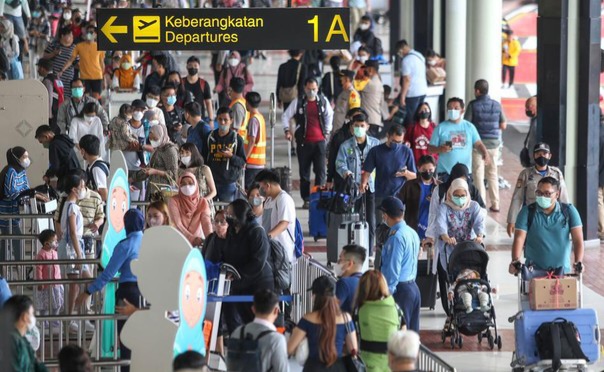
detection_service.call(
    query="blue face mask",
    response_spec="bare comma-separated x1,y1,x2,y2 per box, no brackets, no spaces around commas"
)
353,126,366,138
452,196,467,207
447,109,461,121
166,95,177,106
219,124,230,132
536,196,553,209
389,142,401,151
71,87,84,98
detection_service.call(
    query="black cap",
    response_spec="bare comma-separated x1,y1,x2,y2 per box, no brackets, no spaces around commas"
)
364,60,379,71
308,276,336,296
533,142,550,153
36,58,52,70
378,196,404,218
35,125,53,138
339,69,355,80
131,99,147,109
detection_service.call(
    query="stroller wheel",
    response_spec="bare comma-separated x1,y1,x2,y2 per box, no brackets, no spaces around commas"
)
496,335,502,350
450,336,455,349
488,334,495,350
477,332,483,344
457,336,463,349
441,330,446,343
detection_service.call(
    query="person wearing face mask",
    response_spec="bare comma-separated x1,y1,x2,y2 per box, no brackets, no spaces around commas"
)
34,125,81,191
122,99,149,182
397,155,437,241
202,210,229,263
521,95,538,167
144,85,167,128
168,173,212,246
353,15,383,58
434,178,484,316
378,196,420,332
283,78,334,208
360,60,385,138
145,200,171,228
332,69,361,133
350,46,371,82
247,183,264,225
243,92,266,190
43,26,76,98
326,108,365,191
56,77,109,135
69,102,106,167
203,107,246,203
321,55,343,106
34,229,64,333
362,124,417,228
334,244,366,313
108,103,139,153
161,84,185,144
61,25,105,100
407,102,437,166
141,54,169,101
215,51,254,107
464,79,507,212
183,56,214,121
427,97,490,182
36,58,63,131
396,39,428,128
509,177,584,276
336,115,379,246
1,295,48,372
0,147,49,262
139,124,179,201
27,7,50,64
112,53,140,92
227,77,248,134
184,101,211,155
506,142,569,238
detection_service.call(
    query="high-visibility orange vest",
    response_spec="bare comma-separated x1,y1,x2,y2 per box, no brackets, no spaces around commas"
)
229,97,248,142
247,112,266,166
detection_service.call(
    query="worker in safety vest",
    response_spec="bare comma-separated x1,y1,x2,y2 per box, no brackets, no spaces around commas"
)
244,91,266,189
228,77,249,141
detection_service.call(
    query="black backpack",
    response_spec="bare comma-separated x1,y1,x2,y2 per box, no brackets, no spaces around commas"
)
226,325,274,372
527,202,570,231
535,318,589,371
268,238,292,291
86,160,110,191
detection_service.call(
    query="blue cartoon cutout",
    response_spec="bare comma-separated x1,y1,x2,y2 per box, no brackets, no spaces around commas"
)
174,249,207,357
101,168,130,357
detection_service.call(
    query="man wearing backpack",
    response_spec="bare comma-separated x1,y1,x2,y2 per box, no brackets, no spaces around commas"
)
183,56,214,122
37,58,64,131
509,177,584,275
79,135,109,202
228,290,289,372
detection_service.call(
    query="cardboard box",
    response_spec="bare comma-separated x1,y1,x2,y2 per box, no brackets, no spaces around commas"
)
426,67,446,85
529,277,578,310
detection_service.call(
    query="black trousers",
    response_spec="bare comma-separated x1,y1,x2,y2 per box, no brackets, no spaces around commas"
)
297,140,327,201
502,65,516,86
115,282,143,372
437,260,450,316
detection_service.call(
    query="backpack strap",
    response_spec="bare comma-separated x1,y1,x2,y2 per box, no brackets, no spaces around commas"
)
527,203,537,232
255,329,275,341
551,323,562,372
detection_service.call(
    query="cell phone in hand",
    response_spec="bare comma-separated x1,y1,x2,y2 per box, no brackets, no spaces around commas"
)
445,141,452,147
398,166,407,173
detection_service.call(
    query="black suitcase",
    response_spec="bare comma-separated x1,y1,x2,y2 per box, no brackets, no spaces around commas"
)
416,259,437,310
274,166,292,193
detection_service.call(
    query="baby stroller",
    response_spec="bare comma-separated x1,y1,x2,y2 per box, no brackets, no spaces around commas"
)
441,241,502,350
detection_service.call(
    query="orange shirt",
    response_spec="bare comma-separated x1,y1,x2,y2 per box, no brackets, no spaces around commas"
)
72,42,105,80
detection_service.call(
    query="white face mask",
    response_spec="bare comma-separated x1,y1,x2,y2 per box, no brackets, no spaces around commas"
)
27,314,36,331
63,12,71,20
150,139,161,148
146,98,158,108
358,56,368,63
228,58,240,67
333,262,345,277
180,185,196,196
359,23,370,31
428,60,437,66
77,188,86,200
147,217,162,227
85,115,95,123
149,120,159,126
132,111,144,121
180,156,192,167
20,158,31,169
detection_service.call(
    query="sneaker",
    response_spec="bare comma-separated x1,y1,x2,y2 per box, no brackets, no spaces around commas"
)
291,147,297,156
302,201,310,209
480,305,491,312
84,321,95,333
466,308,473,314
69,321,79,333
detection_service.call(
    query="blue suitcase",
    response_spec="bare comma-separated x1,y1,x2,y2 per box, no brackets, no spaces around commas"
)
513,308,600,369
309,190,334,241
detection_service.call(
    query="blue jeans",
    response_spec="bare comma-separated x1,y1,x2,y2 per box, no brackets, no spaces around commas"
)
0,225,23,262
393,281,421,332
214,182,238,203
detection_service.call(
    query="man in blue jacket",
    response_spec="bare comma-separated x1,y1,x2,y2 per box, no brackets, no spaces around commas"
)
379,196,420,332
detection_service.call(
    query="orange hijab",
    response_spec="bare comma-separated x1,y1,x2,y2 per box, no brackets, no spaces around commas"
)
115,54,138,89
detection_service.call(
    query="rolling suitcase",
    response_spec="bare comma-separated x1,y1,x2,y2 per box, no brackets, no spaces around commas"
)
274,140,292,193
326,212,359,263
512,308,600,369
309,188,334,241
416,259,437,310
327,194,369,272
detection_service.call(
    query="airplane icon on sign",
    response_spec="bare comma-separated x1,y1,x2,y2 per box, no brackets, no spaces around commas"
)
138,19,157,30
133,16,161,43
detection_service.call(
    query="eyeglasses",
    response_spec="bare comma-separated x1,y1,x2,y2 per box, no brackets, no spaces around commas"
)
536,190,556,197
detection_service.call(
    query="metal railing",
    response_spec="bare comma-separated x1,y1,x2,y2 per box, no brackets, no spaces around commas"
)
418,344,457,372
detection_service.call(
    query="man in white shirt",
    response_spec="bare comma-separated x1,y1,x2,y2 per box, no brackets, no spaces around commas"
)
255,169,296,263
396,39,428,128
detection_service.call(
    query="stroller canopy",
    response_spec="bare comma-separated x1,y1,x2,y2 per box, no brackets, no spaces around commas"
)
447,241,489,280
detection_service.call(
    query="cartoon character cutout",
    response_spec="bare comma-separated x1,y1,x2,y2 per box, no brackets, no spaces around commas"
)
174,249,207,357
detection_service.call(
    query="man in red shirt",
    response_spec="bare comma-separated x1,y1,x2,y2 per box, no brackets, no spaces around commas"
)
282,78,334,208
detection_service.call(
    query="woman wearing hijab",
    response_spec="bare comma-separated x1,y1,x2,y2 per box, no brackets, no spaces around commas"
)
214,51,254,106
112,54,141,91
168,173,213,247
433,178,485,316
139,124,179,201
0,147,48,262
0,19,23,80
75,208,146,371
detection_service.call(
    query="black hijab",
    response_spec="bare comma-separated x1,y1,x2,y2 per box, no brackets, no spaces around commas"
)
438,163,486,208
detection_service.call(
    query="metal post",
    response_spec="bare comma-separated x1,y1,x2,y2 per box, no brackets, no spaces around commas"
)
444,0,467,101
269,92,276,169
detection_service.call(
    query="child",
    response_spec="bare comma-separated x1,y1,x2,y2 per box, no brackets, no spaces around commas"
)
35,229,64,331
448,269,491,314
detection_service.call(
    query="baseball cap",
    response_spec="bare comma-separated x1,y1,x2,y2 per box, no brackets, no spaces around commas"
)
307,276,336,296
378,196,404,218
533,142,550,153
340,69,355,80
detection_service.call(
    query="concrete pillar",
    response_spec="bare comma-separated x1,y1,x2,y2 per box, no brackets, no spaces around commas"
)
433,0,443,54
444,0,467,102
466,0,503,102
564,0,579,203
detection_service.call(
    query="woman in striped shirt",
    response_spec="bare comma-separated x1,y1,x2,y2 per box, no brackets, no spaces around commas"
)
43,26,76,98
0,147,49,262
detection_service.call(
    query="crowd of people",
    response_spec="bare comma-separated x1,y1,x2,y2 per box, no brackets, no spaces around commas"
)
0,0,595,370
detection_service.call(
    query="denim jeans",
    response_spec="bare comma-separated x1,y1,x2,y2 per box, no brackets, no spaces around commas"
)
214,182,238,203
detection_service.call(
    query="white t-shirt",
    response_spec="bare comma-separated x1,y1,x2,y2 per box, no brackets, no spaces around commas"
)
88,158,108,191
401,50,428,98
262,190,296,263
60,201,84,241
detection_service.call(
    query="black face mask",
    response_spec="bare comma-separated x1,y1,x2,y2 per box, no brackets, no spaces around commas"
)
419,111,430,120
187,67,198,76
420,171,433,181
525,110,535,118
535,156,549,167
225,216,238,227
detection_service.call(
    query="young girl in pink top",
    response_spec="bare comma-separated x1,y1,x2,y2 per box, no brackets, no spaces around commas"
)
35,229,64,324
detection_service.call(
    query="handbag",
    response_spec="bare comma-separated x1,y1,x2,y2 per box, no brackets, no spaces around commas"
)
343,313,366,372
519,127,532,167
294,337,309,366
278,62,302,103
149,174,179,201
